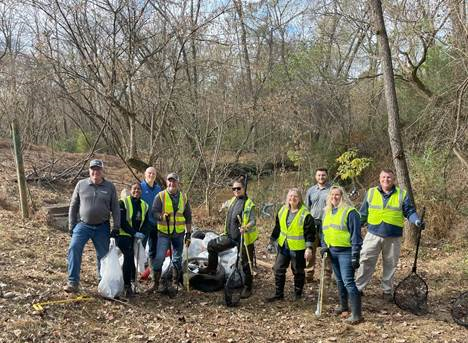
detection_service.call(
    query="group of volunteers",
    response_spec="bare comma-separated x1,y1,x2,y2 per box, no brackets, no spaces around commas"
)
64,159,425,325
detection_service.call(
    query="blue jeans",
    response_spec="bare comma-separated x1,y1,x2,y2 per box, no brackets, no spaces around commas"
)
151,232,184,273
329,248,360,308
67,222,110,285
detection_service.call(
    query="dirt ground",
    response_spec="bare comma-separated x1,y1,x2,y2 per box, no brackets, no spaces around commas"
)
0,140,467,342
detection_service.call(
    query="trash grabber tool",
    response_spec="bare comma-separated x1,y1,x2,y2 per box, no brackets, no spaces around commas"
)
237,214,253,276
315,250,328,317
32,295,93,312
134,237,141,293
183,242,190,292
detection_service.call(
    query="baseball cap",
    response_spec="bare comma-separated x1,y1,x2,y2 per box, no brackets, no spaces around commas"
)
166,172,179,181
89,159,104,169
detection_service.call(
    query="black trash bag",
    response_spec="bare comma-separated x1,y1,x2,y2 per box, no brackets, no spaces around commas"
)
451,291,468,328
224,268,244,307
188,257,225,292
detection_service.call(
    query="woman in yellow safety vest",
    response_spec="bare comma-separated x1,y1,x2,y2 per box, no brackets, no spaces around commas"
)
110,182,150,298
199,176,258,299
320,185,363,324
266,188,316,302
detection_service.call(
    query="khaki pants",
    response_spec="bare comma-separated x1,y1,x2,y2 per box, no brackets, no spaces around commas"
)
355,232,401,294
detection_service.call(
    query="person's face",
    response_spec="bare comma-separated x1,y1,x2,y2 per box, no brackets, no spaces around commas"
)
167,178,179,193
89,167,103,184
287,191,300,209
330,188,342,207
315,170,328,185
379,171,395,191
130,184,142,198
231,182,245,198
145,168,156,183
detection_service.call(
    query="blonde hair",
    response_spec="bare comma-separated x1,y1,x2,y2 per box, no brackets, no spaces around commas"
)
324,186,353,212
285,188,304,208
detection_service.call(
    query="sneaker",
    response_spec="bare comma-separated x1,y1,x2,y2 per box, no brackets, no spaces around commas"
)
265,294,284,302
334,307,349,316
63,282,79,293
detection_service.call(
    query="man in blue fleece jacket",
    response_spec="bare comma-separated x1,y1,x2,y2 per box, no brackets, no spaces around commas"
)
355,169,424,301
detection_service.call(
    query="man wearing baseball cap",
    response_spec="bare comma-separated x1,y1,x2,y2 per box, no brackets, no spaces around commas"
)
149,172,192,295
64,159,120,293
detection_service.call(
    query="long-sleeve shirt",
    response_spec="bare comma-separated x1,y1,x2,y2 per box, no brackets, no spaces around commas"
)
119,197,152,236
305,182,331,220
270,208,316,249
69,178,120,231
151,190,192,226
140,180,162,227
320,208,362,255
225,196,256,242
360,185,419,238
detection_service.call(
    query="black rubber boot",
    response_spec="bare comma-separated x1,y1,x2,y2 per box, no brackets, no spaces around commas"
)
335,291,349,315
345,292,363,324
198,253,218,275
265,273,285,302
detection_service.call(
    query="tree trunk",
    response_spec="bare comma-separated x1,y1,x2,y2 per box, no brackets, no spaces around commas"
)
369,0,418,247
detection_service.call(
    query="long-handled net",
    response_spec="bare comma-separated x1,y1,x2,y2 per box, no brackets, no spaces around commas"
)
394,208,428,315
451,291,468,327
224,237,244,307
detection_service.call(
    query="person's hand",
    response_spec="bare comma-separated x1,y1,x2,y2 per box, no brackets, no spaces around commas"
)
415,220,426,230
185,232,191,247
305,247,313,262
161,212,170,221
110,229,119,239
351,252,360,270
266,241,277,254
134,232,145,240
69,224,76,237
320,247,330,258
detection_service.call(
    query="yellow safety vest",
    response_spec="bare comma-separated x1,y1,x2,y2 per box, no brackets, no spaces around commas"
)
367,186,406,228
119,196,148,237
224,197,258,246
277,205,308,251
157,190,188,234
322,206,354,247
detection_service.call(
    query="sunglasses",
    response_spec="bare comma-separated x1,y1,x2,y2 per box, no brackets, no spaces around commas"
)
232,187,242,191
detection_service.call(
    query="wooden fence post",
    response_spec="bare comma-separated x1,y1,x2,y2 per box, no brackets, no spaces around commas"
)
11,119,29,219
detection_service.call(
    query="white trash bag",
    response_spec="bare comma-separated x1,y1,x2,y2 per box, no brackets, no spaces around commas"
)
98,238,124,298
133,239,146,273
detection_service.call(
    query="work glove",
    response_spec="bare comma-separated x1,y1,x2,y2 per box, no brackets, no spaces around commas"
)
304,247,313,262
266,240,278,254
351,252,360,270
320,247,330,258
161,212,170,221
184,232,191,247
134,232,145,240
109,238,116,248
110,229,119,239
415,220,426,230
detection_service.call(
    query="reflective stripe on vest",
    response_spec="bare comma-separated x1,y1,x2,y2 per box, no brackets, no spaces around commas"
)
277,205,308,251
119,196,148,237
223,197,258,245
157,190,187,234
367,186,406,228
322,206,354,247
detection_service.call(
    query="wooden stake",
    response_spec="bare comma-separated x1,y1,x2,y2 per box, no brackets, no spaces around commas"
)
11,119,29,219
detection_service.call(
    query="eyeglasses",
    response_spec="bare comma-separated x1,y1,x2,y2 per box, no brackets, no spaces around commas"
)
232,187,242,191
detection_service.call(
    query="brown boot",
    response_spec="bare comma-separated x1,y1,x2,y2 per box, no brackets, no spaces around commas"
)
148,271,161,293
